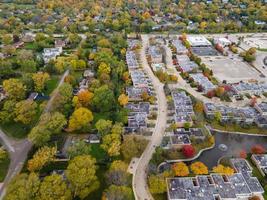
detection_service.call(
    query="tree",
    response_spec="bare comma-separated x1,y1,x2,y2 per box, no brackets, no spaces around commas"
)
38,174,72,200
68,107,94,131
212,164,234,175
4,173,40,200
32,72,50,92
194,101,204,113
67,139,91,159
103,185,133,200
182,145,195,158
98,62,111,75
39,112,67,134
97,38,111,48
95,119,113,136
27,146,56,172
92,85,115,112
215,87,225,97
3,78,26,100
148,175,166,194
172,162,189,177
101,133,121,157
76,90,94,107
251,145,265,154
28,125,52,147
214,111,222,122
190,162,208,175
14,100,38,125
121,135,148,161
105,160,130,186
0,147,7,162
239,150,247,159
249,196,261,200
66,155,99,199
2,34,13,45
0,100,16,124
118,94,129,106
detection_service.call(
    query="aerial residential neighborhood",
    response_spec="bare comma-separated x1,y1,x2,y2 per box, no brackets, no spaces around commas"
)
0,0,266,200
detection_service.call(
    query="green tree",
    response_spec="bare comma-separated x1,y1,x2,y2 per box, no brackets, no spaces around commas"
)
92,85,115,112
39,112,67,134
105,160,130,186
104,185,133,200
148,174,166,194
66,155,99,199
95,119,113,136
67,139,91,159
101,133,121,157
38,174,72,200
28,125,52,147
4,173,40,200
0,147,7,162
14,100,38,125
121,135,148,161
0,100,16,124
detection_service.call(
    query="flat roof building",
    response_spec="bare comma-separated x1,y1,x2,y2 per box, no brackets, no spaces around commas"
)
187,36,212,47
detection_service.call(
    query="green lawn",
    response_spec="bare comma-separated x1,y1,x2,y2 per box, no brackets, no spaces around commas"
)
24,42,38,50
85,165,108,200
210,121,267,135
0,156,10,182
90,144,107,162
1,123,30,139
44,76,60,95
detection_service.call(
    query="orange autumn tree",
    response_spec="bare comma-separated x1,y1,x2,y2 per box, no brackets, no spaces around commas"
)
172,162,189,177
75,90,94,108
190,162,209,175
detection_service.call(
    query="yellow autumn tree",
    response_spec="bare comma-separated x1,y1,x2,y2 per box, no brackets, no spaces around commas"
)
118,94,129,106
172,162,189,177
68,107,93,131
212,164,234,175
32,72,50,92
98,62,111,75
27,146,56,172
190,162,208,175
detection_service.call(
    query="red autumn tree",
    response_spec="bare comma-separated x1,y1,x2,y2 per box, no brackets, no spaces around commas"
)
251,145,265,154
239,150,247,159
182,145,195,158
206,90,215,98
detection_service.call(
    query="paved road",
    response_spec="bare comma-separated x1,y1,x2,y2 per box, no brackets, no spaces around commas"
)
133,35,167,200
0,70,69,198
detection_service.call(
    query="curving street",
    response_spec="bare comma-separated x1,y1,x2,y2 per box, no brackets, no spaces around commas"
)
133,35,167,200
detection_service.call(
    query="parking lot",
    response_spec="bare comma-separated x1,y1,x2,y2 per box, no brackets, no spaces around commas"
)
191,46,219,56
202,57,262,83
243,35,267,49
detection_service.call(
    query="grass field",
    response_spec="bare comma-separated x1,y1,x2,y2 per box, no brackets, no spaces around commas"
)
0,156,10,182
44,76,60,95
210,121,267,135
